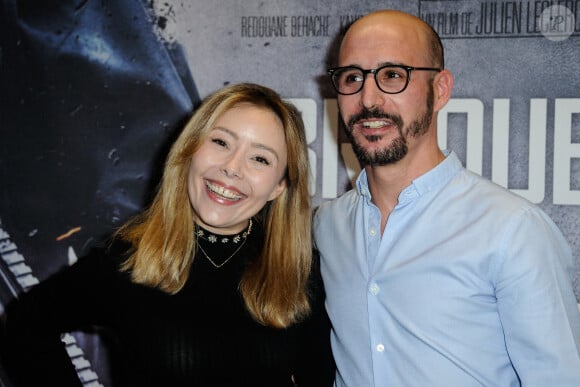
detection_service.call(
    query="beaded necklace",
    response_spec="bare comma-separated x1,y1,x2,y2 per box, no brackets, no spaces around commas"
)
195,219,253,268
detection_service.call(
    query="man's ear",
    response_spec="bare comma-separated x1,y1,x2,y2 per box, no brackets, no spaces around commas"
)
433,69,454,112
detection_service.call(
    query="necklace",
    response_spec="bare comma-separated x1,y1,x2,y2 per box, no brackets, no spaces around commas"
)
195,219,253,268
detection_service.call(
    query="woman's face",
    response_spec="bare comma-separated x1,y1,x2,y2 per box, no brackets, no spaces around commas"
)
187,103,288,235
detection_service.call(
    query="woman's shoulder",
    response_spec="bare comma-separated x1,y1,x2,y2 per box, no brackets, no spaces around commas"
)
58,237,135,285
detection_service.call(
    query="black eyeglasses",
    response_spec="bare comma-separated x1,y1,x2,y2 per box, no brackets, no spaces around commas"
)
328,64,442,95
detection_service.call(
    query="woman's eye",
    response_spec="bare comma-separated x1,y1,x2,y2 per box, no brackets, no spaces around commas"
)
211,138,227,147
253,156,271,166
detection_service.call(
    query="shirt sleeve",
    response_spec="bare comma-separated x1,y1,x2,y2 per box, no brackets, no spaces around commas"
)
493,206,580,386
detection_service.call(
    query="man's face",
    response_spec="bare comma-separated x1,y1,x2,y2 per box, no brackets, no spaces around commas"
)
341,84,434,167
336,17,437,166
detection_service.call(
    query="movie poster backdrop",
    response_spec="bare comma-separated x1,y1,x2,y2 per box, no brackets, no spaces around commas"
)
1,0,579,385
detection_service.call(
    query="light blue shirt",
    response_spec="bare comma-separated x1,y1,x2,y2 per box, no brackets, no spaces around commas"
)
313,151,580,387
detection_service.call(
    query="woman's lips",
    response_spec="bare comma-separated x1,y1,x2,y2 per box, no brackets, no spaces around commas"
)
205,179,245,202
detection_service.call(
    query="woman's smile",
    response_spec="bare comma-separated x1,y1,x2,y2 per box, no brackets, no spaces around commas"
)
204,179,245,202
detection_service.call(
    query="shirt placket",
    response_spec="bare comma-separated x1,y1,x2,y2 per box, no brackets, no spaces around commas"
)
365,200,385,386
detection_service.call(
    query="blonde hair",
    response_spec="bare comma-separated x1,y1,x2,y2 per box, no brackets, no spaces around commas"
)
115,83,312,328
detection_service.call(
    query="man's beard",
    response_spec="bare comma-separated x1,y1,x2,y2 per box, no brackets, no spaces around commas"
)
343,85,435,167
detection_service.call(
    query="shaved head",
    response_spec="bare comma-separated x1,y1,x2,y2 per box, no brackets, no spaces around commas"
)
341,10,444,68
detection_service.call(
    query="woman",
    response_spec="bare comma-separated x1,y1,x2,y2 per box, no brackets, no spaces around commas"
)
2,83,334,386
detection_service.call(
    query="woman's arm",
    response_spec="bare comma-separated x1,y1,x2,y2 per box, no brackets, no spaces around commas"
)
1,242,124,387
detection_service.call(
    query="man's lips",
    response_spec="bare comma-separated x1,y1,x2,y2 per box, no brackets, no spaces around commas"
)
205,179,245,201
360,119,393,129
356,119,397,137
347,108,404,131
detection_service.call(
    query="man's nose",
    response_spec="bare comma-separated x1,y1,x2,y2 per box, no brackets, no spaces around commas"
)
360,73,386,110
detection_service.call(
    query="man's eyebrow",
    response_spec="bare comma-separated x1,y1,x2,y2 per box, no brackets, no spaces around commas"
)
339,61,407,69
378,61,407,67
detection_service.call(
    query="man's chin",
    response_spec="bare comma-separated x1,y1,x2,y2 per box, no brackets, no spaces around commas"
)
353,140,408,166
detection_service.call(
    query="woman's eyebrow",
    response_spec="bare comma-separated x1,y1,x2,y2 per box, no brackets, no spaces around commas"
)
213,126,280,162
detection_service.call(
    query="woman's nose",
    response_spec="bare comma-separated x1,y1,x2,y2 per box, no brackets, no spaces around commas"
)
222,154,243,178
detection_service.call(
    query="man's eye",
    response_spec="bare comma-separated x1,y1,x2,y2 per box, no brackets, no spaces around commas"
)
344,73,363,83
384,70,402,79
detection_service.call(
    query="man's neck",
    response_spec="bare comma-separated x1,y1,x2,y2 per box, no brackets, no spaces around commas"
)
366,148,445,233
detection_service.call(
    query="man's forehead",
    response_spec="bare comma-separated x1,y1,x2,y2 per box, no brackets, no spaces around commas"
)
339,17,431,65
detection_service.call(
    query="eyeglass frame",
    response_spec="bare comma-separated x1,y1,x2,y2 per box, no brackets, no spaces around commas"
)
327,64,442,95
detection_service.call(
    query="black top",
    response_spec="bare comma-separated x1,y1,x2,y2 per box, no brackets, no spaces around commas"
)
1,223,334,386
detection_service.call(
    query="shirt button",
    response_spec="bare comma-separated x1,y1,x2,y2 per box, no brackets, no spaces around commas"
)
376,344,385,352
369,283,380,295
369,228,376,237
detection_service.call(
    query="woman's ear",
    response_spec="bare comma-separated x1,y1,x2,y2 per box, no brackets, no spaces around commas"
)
268,179,287,201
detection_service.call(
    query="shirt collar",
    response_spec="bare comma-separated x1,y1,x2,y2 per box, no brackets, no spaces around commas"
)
355,150,462,204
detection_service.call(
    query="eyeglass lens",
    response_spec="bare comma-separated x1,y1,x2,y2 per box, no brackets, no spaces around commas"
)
333,66,409,95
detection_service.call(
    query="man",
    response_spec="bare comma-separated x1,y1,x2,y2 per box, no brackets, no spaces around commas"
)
313,9,580,386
